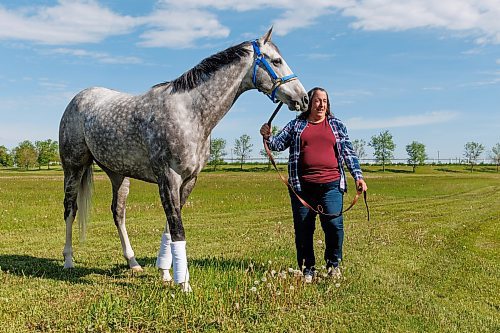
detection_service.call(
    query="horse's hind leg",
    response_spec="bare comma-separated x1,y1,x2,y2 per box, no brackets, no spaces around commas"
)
62,167,85,268
107,172,142,272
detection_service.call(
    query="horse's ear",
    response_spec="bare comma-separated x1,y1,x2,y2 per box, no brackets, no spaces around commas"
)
259,27,273,45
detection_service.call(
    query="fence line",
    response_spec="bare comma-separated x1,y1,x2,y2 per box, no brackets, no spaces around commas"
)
221,157,498,165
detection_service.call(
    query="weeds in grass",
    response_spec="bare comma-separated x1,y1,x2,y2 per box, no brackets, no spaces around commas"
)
0,167,499,332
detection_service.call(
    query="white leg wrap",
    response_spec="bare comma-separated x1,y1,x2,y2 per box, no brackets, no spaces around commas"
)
156,233,172,270
171,241,189,284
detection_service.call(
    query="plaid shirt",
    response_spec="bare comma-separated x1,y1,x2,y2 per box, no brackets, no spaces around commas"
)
266,116,363,193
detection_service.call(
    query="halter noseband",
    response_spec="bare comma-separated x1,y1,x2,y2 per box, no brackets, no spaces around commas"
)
251,40,297,103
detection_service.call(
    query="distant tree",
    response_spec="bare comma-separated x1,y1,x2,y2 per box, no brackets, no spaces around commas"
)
35,139,59,169
209,138,227,171
369,130,395,172
490,143,500,172
352,139,367,160
463,142,485,172
259,125,280,169
234,134,253,170
406,141,427,172
13,140,37,169
0,145,13,167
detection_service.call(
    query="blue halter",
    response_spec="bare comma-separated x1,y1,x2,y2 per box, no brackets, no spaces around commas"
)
251,40,297,103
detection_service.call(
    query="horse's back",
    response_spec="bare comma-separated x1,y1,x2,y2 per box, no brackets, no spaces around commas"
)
60,87,156,181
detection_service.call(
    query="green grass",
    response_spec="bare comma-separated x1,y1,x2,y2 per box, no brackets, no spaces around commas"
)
0,165,499,332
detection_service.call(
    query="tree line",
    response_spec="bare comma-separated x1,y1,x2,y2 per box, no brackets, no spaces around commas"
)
1,133,499,173
0,140,59,169
209,130,500,173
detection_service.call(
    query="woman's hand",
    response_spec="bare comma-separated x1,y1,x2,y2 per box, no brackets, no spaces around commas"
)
356,178,368,193
260,124,271,140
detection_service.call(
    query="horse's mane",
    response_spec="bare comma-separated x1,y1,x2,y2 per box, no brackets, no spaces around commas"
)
153,41,252,93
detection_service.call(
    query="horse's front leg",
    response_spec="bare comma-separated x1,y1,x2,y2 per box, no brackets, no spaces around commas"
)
156,173,191,292
156,176,197,284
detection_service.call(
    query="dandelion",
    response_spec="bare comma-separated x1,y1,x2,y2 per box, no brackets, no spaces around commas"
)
317,240,323,244
335,283,341,288
170,293,175,298
268,260,272,265
254,280,260,285
261,276,267,282
250,287,257,292
270,270,276,277
267,283,272,289
276,290,281,296
288,267,294,273
289,285,295,290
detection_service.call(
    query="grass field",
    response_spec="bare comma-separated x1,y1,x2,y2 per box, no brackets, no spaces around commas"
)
0,165,499,332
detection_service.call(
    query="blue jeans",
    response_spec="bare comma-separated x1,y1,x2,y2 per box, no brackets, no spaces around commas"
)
289,179,344,270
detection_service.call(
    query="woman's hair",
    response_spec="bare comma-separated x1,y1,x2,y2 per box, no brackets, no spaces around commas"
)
298,87,332,120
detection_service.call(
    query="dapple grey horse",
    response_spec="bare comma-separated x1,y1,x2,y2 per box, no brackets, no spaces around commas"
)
59,28,308,291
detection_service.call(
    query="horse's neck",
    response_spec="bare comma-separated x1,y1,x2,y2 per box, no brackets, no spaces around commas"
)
189,57,253,138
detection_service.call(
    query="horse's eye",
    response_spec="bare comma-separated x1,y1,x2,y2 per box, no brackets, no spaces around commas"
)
272,58,282,66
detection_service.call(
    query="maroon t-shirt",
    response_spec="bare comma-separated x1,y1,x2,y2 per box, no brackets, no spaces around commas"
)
299,118,340,183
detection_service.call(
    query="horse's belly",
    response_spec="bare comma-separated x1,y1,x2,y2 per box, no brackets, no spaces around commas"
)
86,133,157,182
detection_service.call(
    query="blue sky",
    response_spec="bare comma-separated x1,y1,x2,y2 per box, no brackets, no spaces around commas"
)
0,0,499,161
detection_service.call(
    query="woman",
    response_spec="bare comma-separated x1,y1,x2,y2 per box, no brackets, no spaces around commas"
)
260,87,367,282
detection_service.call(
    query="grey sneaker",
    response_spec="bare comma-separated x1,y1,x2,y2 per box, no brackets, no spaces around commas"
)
327,266,342,279
303,267,315,283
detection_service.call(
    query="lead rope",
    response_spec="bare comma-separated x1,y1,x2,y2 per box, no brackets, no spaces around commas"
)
263,102,370,221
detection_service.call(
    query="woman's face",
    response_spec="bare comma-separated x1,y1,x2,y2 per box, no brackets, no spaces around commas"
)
309,90,328,120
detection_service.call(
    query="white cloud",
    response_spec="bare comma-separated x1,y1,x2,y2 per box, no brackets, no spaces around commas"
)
333,89,373,97
157,0,500,44
346,111,459,130
0,0,138,44
422,86,444,91
138,9,230,48
343,0,500,45
1,0,499,49
47,48,142,64
299,52,336,60
158,0,349,37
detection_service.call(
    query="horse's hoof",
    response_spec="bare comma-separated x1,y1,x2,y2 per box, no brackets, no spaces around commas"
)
179,282,192,292
131,266,143,273
159,269,172,283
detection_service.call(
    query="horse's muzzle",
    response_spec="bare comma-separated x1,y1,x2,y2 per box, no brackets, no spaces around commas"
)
290,94,308,111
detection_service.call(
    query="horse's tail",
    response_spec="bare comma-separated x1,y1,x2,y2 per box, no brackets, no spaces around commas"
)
77,163,94,241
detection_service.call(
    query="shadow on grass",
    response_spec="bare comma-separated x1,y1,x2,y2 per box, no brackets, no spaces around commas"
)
384,168,413,174
0,254,267,284
0,254,125,284
362,168,413,174
138,256,256,272
203,167,273,173
435,168,463,173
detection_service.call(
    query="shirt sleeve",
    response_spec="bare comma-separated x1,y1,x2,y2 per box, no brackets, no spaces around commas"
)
337,120,364,180
267,119,295,152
